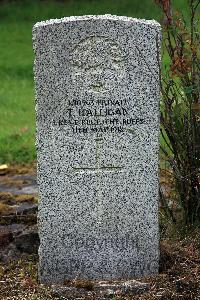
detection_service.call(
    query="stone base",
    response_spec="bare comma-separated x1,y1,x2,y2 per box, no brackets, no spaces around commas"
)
52,279,149,299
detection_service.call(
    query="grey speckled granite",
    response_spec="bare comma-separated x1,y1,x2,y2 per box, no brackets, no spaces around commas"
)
33,15,161,284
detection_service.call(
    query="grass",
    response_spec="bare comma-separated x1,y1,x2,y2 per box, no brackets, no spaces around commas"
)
0,0,189,163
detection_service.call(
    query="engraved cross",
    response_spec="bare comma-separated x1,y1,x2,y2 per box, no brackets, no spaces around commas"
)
73,138,123,173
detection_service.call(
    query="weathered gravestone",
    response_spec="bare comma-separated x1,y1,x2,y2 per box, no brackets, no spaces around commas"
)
33,15,161,284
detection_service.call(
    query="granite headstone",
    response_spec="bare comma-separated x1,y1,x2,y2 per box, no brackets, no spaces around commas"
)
33,15,161,284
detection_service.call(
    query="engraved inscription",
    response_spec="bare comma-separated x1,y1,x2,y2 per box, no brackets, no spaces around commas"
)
51,36,150,136
52,115,148,135
70,36,126,92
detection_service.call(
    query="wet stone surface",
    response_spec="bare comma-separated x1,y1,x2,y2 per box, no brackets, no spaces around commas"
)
0,174,38,195
52,279,150,299
0,169,39,261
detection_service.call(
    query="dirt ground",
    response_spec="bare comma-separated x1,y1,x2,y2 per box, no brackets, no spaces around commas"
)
0,235,199,300
0,164,199,299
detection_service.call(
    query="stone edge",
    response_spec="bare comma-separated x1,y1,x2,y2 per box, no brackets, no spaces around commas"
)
33,14,161,30
32,14,161,52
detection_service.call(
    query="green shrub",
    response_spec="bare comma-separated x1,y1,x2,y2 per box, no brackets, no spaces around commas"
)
157,0,200,226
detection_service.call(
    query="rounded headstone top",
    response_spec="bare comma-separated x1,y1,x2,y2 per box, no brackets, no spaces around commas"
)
33,14,161,29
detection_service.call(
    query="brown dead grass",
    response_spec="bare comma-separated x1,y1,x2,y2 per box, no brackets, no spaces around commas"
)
0,192,37,206
0,214,37,226
6,162,36,175
0,192,14,203
133,231,200,300
15,194,36,203
0,231,199,300
0,162,36,176
159,168,174,185
0,176,30,188
0,203,14,215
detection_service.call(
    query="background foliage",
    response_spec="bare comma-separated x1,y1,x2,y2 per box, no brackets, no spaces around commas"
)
0,0,189,163
157,0,200,227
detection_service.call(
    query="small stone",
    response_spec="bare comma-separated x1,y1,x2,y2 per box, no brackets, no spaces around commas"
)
14,225,39,254
0,230,13,247
15,203,38,215
94,279,149,295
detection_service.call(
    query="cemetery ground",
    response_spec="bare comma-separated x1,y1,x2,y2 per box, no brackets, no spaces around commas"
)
0,163,199,299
